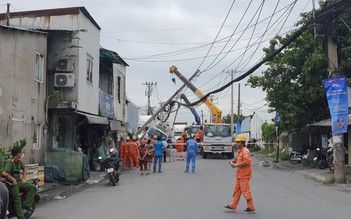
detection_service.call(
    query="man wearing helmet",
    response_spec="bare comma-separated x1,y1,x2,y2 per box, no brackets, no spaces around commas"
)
225,134,256,214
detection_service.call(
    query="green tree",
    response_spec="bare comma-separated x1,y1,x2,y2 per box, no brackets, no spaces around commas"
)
222,113,245,124
261,122,276,143
247,7,351,130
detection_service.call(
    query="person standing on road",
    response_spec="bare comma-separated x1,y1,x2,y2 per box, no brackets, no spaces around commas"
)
184,135,198,173
225,134,256,214
153,136,165,173
146,139,155,173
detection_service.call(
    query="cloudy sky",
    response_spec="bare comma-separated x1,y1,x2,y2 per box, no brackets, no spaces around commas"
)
1,0,316,124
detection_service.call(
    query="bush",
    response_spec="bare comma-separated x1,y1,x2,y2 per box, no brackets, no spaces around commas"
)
280,150,290,161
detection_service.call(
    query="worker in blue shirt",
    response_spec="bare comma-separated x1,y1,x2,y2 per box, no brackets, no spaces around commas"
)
153,136,166,173
185,135,198,173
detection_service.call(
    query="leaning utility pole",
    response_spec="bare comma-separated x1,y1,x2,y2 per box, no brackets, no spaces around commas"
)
326,0,345,183
136,69,200,135
142,82,157,115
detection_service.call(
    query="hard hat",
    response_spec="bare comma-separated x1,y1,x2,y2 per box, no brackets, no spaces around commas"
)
132,136,137,140
126,136,130,141
235,134,246,142
178,136,183,140
153,135,157,139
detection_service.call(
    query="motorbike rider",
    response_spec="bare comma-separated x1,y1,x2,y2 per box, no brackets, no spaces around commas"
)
3,146,37,219
1,157,15,219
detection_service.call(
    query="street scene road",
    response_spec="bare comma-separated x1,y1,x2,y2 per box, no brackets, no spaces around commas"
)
33,156,351,219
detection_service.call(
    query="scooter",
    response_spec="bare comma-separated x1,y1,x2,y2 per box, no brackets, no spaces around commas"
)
311,147,330,169
99,148,120,186
289,150,307,164
5,179,40,218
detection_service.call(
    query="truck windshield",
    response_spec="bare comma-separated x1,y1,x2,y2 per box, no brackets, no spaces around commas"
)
204,125,231,137
147,127,167,140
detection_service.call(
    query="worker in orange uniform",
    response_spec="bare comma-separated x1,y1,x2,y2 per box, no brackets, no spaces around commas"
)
175,137,184,160
122,136,133,169
195,126,204,143
118,136,125,158
225,134,256,214
181,128,188,141
130,136,140,168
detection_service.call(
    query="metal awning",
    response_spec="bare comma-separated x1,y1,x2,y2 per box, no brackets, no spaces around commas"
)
77,112,109,125
308,119,331,127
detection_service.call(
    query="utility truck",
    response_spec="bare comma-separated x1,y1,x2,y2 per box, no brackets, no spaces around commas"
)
169,66,234,159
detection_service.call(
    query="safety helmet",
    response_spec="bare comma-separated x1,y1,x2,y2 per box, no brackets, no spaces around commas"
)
126,136,130,141
153,135,157,140
178,136,183,140
132,136,137,140
235,134,246,142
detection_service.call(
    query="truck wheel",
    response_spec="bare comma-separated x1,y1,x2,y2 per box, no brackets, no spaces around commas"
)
202,153,207,159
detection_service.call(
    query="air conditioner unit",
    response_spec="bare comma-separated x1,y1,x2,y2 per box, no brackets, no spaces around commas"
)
56,58,75,72
54,73,75,88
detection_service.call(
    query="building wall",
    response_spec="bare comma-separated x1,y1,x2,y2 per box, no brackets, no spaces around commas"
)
126,100,139,132
0,27,47,164
3,9,101,115
114,63,127,123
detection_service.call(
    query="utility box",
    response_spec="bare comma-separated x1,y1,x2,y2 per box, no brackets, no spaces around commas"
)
46,152,83,182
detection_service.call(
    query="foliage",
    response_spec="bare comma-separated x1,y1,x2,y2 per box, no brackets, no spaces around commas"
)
49,90,61,102
323,175,335,184
261,122,276,143
246,7,351,131
0,139,27,165
280,150,290,161
222,113,245,124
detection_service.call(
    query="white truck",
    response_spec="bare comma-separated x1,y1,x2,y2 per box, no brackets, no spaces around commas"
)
173,122,187,140
201,123,234,159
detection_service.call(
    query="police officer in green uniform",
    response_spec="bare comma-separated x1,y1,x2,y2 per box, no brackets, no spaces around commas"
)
3,147,36,219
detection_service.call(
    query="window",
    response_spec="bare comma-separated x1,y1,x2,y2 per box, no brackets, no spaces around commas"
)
33,124,42,149
35,52,44,82
86,55,93,83
117,76,121,103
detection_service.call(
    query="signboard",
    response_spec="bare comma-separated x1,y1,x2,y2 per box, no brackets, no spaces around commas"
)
323,77,349,135
236,120,242,135
99,90,115,118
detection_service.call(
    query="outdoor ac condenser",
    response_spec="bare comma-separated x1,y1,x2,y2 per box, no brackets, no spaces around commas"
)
56,58,75,72
54,73,75,88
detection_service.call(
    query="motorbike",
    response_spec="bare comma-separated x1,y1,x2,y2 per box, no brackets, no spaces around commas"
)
4,178,40,218
99,148,120,186
289,150,307,164
311,146,331,169
326,145,334,173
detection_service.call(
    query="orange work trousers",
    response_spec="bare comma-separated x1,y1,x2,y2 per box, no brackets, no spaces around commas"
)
230,178,255,211
122,154,134,169
131,153,139,168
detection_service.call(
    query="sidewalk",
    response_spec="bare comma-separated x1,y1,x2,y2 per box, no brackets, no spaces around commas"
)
254,153,351,191
37,171,106,204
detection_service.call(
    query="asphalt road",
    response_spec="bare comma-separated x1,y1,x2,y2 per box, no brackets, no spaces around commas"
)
32,155,351,219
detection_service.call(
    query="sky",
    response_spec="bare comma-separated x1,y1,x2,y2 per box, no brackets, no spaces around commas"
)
1,0,317,125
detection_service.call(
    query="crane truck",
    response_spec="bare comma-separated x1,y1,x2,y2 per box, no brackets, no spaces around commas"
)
169,66,234,159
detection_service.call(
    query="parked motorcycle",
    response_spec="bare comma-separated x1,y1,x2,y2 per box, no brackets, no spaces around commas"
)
5,179,40,218
326,146,334,173
289,150,307,164
311,146,331,169
99,148,120,186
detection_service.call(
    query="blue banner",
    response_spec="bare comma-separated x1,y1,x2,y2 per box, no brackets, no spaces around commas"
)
99,90,115,118
236,120,242,135
323,77,349,135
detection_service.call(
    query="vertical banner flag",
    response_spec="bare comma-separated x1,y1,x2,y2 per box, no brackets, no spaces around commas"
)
236,120,242,135
323,77,349,135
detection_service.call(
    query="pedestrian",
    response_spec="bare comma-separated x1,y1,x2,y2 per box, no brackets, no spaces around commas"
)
162,138,168,163
131,136,140,169
146,139,155,173
153,136,166,173
122,137,133,169
139,144,148,175
184,135,198,173
175,137,184,161
224,134,256,214
3,147,37,219
1,161,14,219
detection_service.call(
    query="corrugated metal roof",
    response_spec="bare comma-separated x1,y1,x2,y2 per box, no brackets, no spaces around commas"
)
0,7,101,30
0,24,48,35
100,48,129,66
